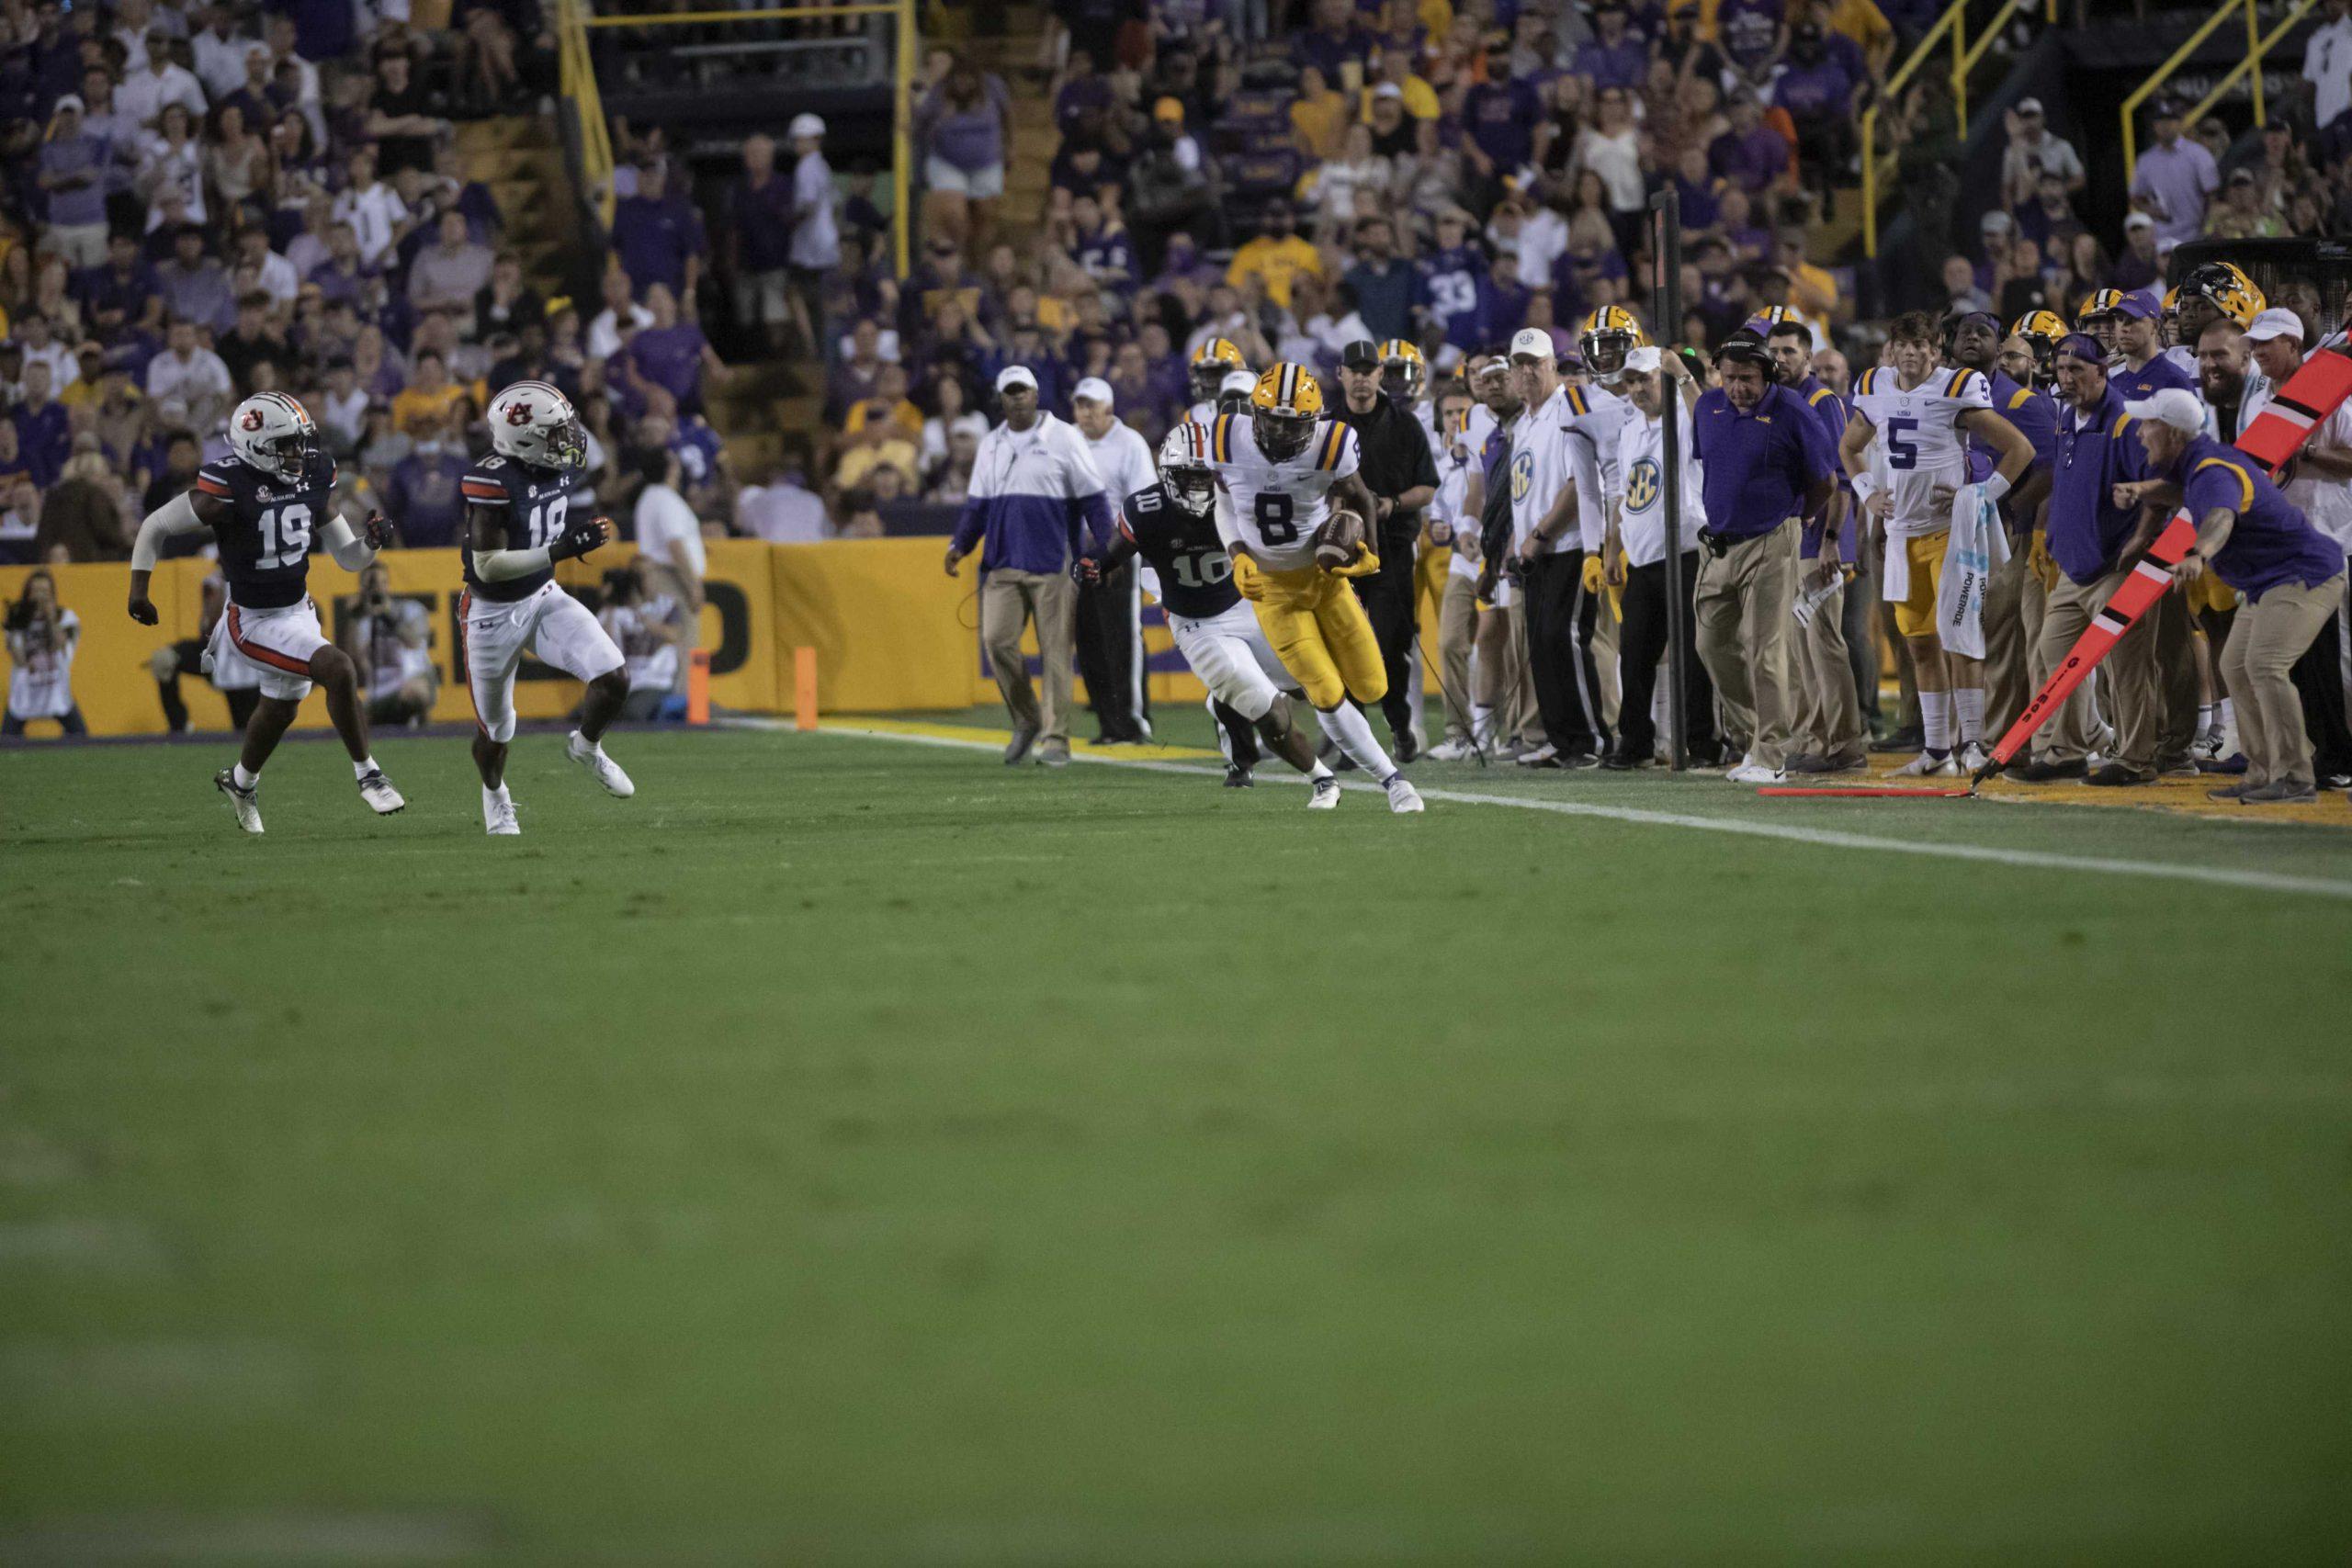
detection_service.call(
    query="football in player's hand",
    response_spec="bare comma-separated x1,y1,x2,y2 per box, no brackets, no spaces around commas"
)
1316,509,1367,571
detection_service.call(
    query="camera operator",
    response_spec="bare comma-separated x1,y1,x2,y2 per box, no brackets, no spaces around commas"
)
150,571,263,732
343,563,439,728
4,570,85,737
594,558,684,722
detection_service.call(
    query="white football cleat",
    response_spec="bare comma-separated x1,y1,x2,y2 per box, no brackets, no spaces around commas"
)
1893,750,1962,778
356,768,405,815
1725,761,1784,784
1425,737,1476,761
1723,751,1758,782
568,730,635,798
214,769,264,835
1306,774,1342,809
483,789,521,836
1959,742,1990,773
1384,774,1426,813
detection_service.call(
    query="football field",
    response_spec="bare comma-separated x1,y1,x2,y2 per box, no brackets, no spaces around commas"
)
5,711,2351,1563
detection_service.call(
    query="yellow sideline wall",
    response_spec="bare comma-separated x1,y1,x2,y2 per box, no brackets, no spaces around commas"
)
4,539,1445,737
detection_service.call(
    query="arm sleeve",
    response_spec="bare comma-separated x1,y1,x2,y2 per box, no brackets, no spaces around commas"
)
473,544,554,581
130,489,206,570
322,514,376,571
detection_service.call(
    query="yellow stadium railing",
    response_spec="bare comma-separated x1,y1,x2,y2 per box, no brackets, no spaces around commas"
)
1860,0,2046,257
2122,0,2320,181
565,0,920,276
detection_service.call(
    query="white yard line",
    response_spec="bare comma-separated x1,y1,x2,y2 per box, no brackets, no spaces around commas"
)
723,718,2352,902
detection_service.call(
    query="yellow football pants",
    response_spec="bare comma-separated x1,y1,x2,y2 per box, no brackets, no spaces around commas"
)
1250,563,1389,710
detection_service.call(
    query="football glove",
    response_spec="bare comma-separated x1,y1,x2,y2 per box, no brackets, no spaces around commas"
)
1071,555,1102,586
550,516,611,562
1581,554,1605,594
1232,553,1267,601
1328,546,1382,580
360,509,394,551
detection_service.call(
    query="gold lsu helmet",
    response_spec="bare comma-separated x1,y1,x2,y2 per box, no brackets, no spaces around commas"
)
2179,261,2266,329
2075,288,2127,327
1189,337,1248,403
1377,338,1427,401
2011,309,2069,382
1249,362,1326,462
1579,305,1647,379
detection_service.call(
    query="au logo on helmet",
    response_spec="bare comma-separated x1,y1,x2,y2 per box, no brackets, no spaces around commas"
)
240,408,265,431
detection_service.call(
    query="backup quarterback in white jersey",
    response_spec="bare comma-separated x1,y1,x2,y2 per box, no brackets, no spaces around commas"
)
1562,308,1644,548
1846,359,1991,536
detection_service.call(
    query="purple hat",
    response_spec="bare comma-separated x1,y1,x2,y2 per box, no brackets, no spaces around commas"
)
2113,293,2159,321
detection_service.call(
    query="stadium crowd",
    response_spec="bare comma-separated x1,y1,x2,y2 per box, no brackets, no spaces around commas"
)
4,0,2352,794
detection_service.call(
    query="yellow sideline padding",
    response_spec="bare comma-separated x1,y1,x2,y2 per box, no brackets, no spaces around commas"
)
4,538,1337,737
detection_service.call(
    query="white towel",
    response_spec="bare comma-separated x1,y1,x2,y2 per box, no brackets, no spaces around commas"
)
1934,484,2011,659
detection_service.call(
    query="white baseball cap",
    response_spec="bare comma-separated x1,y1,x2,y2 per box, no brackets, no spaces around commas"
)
1509,326,1554,362
1625,344,1663,374
788,113,825,141
994,365,1038,393
2246,307,2305,344
1073,376,1114,407
2122,388,2204,434
1219,368,1256,396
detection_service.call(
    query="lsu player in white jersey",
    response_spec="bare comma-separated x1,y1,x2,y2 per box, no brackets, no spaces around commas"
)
1840,310,2035,775
1562,306,1643,611
1206,363,1425,811
1188,338,1249,427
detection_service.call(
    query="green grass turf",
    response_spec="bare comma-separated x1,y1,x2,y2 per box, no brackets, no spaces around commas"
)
5,711,2351,1564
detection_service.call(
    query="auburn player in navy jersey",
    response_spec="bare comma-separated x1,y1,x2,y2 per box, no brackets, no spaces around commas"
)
126,391,405,834
1077,424,1342,804
460,380,634,835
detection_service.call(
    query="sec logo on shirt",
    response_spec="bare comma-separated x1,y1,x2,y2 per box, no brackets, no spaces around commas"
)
1510,449,1534,502
1626,457,1660,513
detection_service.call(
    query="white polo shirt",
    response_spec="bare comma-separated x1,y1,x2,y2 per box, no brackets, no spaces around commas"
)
1508,384,1577,558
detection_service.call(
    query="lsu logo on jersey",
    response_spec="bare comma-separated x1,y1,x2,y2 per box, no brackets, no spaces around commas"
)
1625,457,1660,513
1510,449,1535,502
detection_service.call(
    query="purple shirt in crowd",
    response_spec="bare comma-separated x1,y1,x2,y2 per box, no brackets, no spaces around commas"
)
2129,138,2220,245
628,322,711,406
1710,125,1791,193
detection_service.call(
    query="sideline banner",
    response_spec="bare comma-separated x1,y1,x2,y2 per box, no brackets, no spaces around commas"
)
3,538,1438,737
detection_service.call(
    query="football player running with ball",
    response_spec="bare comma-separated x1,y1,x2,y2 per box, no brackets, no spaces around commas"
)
1079,423,1345,806
459,381,634,836
126,392,405,834
1204,364,1425,813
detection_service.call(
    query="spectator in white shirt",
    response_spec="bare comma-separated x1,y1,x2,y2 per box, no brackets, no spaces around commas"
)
191,2,257,100
2307,0,2352,134
117,30,209,131
145,317,235,433
1997,98,2086,210
333,143,411,268
235,226,302,309
631,445,707,692
587,265,653,361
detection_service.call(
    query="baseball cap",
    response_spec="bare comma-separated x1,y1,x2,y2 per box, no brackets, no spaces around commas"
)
1625,344,1663,374
1509,326,1554,362
1981,210,2015,234
1152,96,1184,122
2123,210,2154,231
1372,82,1404,99
1340,339,1382,370
1073,376,1114,407
2153,96,2185,118
52,93,83,114
2247,307,2305,344
2055,332,2105,364
2114,292,2159,321
994,365,1038,393
2016,96,2043,115
788,112,825,140
1218,368,1256,397
2123,388,2204,434
2226,166,2256,186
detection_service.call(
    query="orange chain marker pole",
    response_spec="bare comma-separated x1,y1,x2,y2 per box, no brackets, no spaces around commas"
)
794,646,818,731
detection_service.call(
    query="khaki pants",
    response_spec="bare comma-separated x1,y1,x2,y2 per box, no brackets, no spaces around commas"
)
1983,543,2041,739
1436,572,1478,743
2222,570,2348,787
2154,588,2200,771
1694,521,1800,768
979,569,1076,742
1794,573,1865,760
2035,567,2161,774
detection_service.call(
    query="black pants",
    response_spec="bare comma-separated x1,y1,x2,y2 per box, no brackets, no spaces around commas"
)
156,639,263,732
1073,560,1148,741
1350,528,1419,740
1614,552,1719,762
2290,603,2352,783
1523,549,1609,754
4,705,85,737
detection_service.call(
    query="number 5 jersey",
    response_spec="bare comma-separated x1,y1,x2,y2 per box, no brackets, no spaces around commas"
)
1204,410,1361,571
1849,366,1992,537
193,451,340,608
459,453,573,601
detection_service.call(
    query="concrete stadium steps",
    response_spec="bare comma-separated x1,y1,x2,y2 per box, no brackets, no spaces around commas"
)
455,117,579,296
708,365,822,474
960,4,1052,237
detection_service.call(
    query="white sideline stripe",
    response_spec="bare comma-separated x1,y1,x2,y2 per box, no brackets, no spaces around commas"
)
729,719,2352,902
